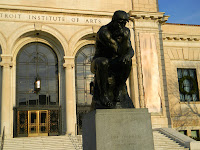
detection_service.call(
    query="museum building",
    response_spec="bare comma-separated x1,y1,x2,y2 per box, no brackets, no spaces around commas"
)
0,0,200,139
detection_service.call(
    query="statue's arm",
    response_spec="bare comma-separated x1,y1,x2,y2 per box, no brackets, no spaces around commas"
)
122,28,134,63
97,28,118,53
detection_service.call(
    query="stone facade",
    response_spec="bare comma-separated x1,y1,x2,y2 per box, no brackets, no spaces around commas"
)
0,0,199,138
162,23,200,137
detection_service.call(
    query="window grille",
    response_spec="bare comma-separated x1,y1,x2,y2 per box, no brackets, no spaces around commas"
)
177,68,199,102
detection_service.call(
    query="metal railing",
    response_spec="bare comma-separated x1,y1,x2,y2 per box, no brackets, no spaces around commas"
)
1,126,5,150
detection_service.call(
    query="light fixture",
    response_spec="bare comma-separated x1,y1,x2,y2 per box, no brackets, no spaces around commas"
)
34,75,41,93
34,33,41,93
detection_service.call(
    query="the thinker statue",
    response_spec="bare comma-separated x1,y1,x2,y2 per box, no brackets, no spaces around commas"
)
91,10,135,109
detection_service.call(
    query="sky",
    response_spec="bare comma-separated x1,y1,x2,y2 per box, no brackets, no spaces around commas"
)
158,0,200,25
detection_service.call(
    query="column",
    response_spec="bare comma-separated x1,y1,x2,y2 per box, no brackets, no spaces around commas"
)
63,57,76,135
0,55,12,138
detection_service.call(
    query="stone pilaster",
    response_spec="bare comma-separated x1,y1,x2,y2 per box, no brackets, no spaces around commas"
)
0,55,13,138
63,56,76,135
129,11,169,128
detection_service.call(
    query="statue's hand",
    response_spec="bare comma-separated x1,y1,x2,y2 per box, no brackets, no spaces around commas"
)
100,95,114,107
121,54,132,64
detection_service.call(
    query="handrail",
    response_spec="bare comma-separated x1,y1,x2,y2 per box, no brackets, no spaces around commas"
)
1,126,5,150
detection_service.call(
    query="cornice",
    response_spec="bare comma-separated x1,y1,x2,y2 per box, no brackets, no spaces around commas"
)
129,11,169,23
162,33,200,41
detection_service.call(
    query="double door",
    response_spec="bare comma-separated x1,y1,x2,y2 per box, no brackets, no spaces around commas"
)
28,110,48,136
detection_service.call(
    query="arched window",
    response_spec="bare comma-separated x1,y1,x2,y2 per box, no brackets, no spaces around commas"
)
75,44,95,134
16,42,59,107
75,44,95,105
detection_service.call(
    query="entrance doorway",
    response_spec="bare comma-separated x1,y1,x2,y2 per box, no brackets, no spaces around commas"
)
15,42,61,137
28,110,48,137
15,109,60,137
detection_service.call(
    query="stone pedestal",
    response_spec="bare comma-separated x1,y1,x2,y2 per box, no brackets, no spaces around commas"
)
82,108,154,150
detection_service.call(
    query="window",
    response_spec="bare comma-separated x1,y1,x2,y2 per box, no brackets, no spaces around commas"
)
75,44,95,135
179,130,187,135
16,42,59,107
191,130,199,138
75,45,95,105
177,68,199,102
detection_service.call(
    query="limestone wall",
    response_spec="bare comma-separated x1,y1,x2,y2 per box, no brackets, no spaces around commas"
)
132,0,158,12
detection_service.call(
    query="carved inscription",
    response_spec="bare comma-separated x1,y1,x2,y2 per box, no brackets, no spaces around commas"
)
0,13,21,19
28,15,65,22
0,11,103,25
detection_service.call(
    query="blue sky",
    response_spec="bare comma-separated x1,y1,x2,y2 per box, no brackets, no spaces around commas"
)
158,0,200,25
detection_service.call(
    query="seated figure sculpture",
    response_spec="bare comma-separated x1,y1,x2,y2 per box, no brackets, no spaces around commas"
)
91,10,135,109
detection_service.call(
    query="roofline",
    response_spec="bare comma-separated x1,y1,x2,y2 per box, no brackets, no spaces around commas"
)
164,23,200,27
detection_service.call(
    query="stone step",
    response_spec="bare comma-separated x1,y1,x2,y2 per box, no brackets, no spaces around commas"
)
153,131,189,150
2,131,190,150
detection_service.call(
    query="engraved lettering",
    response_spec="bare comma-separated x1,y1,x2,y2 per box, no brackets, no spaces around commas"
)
41,16,45,20
5,14,8,18
32,15,37,20
9,14,14,18
0,12,103,25
18,14,21,19
71,18,79,22
53,16,57,21
71,18,75,22
57,17,61,21
85,19,89,23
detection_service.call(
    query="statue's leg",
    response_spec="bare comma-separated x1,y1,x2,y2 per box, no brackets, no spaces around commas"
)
109,59,134,108
91,57,114,108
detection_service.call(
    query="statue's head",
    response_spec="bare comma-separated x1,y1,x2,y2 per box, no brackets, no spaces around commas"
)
112,10,129,30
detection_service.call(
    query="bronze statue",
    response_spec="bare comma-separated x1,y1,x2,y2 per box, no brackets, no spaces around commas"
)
91,10,134,109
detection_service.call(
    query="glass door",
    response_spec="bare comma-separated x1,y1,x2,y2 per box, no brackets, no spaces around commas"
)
28,110,48,137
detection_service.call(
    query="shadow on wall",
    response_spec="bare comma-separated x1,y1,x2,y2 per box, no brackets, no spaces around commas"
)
0,46,2,134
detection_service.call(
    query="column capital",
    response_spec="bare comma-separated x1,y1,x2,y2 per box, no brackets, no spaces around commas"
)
63,56,75,69
63,63,74,69
0,55,13,67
